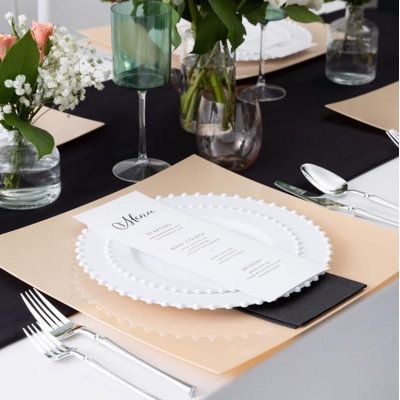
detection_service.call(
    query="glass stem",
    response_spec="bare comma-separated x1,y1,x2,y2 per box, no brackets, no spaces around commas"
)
257,22,267,85
137,90,148,162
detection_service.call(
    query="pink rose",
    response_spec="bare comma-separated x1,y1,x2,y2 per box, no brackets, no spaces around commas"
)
31,20,54,61
0,34,16,60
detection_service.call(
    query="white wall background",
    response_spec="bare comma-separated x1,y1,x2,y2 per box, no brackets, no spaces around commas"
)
0,0,111,35
0,0,378,36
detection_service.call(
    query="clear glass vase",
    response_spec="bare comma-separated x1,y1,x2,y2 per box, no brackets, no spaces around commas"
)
325,5,379,86
0,129,61,209
179,33,236,133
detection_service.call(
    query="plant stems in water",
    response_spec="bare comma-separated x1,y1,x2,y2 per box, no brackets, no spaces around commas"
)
181,41,236,131
3,132,25,190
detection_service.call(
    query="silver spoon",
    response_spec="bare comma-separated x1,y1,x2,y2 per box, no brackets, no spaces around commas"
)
301,163,398,210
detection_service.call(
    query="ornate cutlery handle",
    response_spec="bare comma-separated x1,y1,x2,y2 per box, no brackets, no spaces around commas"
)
80,328,196,397
346,206,399,227
70,349,160,400
350,189,398,210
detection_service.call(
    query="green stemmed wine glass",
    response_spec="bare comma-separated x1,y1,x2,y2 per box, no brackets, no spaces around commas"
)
111,1,172,182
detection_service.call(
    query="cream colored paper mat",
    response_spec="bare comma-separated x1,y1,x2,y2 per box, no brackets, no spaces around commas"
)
0,155,397,373
326,82,399,131
33,107,104,146
79,22,327,80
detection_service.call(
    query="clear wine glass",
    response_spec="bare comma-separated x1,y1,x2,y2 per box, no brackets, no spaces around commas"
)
253,5,287,102
111,1,172,182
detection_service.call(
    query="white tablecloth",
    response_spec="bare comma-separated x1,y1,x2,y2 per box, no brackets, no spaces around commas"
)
0,158,398,400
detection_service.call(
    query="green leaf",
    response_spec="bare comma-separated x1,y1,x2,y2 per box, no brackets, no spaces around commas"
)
44,37,52,57
241,1,267,25
131,1,181,47
3,113,54,159
208,0,246,49
0,120,12,131
0,31,40,105
171,7,182,49
192,2,227,54
284,5,324,24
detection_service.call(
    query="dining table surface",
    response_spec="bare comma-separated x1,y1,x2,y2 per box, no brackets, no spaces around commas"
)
0,159,397,400
0,5,398,400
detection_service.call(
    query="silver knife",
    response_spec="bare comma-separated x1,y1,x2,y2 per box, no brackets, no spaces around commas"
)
275,181,398,228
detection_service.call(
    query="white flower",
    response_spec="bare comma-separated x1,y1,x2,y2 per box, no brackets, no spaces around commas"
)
0,24,110,114
4,12,13,23
23,83,32,95
14,74,26,87
285,0,323,9
0,111,4,121
267,0,286,8
15,87,25,96
2,105,12,114
309,0,323,10
19,97,30,107
18,14,27,25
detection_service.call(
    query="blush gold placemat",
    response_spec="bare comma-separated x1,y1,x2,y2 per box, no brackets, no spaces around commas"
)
0,155,397,373
33,107,105,146
326,82,399,131
79,22,328,80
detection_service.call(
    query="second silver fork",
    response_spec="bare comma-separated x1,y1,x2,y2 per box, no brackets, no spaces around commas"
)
23,323,160,400
21,288,196,397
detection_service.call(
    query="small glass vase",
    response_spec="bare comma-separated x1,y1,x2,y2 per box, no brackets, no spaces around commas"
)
196,87,262,172
179,34,236,133
0,128,61,209
325,4,379,86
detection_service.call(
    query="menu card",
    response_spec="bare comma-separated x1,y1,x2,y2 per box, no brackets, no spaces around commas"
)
75,192,328,302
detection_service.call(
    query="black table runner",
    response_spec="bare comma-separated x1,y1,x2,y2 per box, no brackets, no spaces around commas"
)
0,9,398,348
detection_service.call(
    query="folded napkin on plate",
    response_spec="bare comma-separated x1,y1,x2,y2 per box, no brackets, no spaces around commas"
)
237,19,315,61
238,273,366,328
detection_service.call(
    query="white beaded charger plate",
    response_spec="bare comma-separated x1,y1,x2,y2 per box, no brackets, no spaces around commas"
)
76,194,332,310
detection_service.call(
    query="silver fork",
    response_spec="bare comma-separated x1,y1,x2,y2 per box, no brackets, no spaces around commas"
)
23,323,161,400
21,289,196,397
386,129,399,148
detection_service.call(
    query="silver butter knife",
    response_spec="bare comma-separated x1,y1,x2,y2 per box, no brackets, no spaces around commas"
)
274,181,398,228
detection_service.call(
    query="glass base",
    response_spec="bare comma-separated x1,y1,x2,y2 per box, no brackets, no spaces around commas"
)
208,155,259,172
113,157,170,183
253,83,286,102
0,184,61,210
326,71,376,86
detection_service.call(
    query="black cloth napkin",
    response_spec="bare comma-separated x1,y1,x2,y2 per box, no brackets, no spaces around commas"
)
0,9,397,349
238,273,366,328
